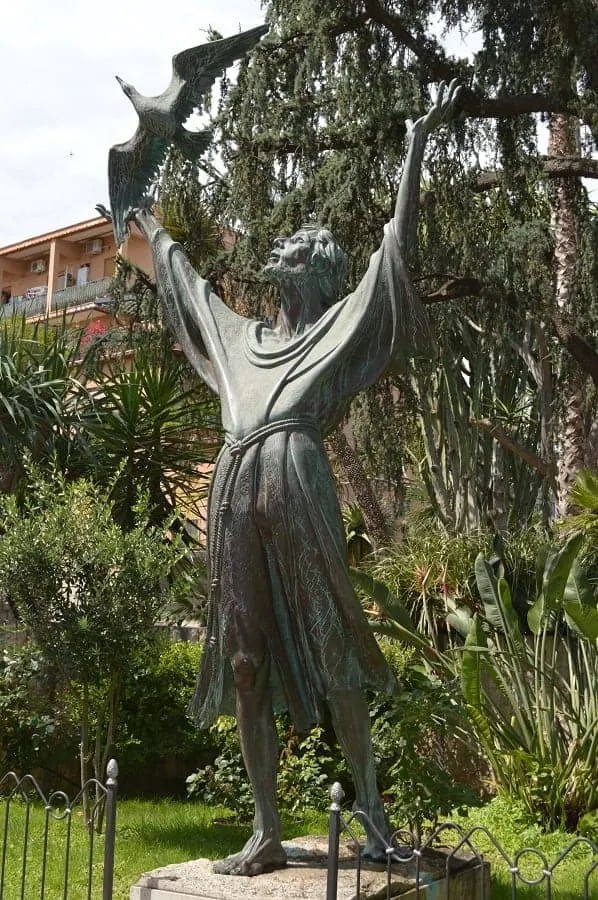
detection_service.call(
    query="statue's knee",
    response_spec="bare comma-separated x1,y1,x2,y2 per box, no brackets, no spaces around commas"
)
232,652,258,691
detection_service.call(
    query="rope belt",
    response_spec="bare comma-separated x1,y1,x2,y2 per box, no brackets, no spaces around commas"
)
209,417,321,592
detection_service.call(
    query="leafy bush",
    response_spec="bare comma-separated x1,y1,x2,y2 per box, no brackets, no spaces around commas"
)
578,810,598,842
185,641,472,827
460,543,598,829
356,520,598,831
277,723,347,814
186,715,347,821
371,668,479,837
186,716,254,818
0,472,185,822
369,525,549,647
116,641,216,776
0,640,213,795
0,646,67,773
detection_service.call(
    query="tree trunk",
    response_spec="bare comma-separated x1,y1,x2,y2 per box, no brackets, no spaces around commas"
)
93,674,120,834
549,113,586,518
80,681,90,829
556,368,586,516
328,426,391,550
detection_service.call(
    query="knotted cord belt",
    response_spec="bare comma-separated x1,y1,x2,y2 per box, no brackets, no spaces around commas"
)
209,417,321,592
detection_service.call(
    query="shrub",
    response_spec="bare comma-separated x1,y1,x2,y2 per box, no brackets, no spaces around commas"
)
369,525,549,647
370,666,479,838
0,473,185,823
0,646,66,774
186,714,348,821
116,641,216,780
459,545,598,830
1,640,213,796
186,716,254,819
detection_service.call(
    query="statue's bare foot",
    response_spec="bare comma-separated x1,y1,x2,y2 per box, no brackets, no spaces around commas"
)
213,833,287,876
362,837,392,864
358,807,401,863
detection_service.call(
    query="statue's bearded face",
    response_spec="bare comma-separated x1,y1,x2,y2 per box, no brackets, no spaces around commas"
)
262,230,316,282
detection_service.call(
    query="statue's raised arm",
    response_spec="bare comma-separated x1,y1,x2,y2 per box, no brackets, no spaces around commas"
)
392,79,462,261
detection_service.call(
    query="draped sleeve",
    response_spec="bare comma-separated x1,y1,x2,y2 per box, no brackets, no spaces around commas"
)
242,218,436,426
149,226,246,396
332,217,436,379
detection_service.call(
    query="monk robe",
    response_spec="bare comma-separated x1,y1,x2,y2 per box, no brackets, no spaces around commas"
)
148,218,434,733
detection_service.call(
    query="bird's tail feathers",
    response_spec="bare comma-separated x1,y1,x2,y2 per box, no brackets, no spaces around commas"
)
176,128,213,161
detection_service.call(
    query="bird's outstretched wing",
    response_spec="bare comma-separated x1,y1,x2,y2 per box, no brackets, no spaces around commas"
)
108,128,167,246
171,24,268,123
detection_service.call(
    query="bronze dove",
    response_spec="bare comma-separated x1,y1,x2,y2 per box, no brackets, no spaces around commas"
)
107,24,268,247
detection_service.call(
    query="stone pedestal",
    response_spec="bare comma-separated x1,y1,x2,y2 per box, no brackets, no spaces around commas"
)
130,835,490,899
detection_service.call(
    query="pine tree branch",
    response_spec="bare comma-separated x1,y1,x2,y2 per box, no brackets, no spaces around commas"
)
420,278,598,390
422,277,483,303
344,2,576,121
363,0,459,83
550,308,598,388
462,92,572,119
238,128,595,162
473,156,598,190
265,13,369,50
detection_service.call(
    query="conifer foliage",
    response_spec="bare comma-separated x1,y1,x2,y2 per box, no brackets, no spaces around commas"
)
207,1,598,529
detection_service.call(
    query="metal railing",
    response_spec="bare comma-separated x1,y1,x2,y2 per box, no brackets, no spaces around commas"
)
326,782,598,900
52,278,113,312
0,759,118,900
0,279,114,320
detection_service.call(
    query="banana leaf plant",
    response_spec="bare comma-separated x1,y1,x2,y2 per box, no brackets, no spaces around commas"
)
352,521,598,828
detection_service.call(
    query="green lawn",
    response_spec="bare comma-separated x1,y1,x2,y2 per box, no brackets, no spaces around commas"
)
1,797,596,898
0,798,328,899
449,797,598,899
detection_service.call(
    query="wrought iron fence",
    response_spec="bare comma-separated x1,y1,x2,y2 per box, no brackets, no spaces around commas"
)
0,759,118,900
326,782,598,899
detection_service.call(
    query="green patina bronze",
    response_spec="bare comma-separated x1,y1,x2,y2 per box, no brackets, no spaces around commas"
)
107,44,460,875
104,25,268,247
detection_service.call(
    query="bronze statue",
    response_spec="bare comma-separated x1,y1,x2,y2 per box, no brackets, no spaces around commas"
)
112,61,460,875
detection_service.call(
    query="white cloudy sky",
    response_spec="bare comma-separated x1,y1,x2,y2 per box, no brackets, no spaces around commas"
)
0,0,264,247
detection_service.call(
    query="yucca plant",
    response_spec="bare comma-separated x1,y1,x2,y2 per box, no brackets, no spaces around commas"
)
342,502,373,567
80,347,220,528
353,503,598,828
0,316,88,493
460,539,598,829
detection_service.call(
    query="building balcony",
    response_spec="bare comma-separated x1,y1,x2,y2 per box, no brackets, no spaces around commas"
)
0,277,114,320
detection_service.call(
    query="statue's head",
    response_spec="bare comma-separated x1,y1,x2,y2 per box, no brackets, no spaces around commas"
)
263,224,347,308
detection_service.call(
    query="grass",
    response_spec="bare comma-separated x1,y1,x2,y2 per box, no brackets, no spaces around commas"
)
0,797,327,899
449,796,598,899
1,795,596,898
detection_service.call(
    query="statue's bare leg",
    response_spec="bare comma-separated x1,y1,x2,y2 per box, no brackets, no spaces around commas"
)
213,647,286,876
329,688,392,861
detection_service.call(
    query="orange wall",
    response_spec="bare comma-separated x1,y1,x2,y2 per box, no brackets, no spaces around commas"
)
1,229,154,302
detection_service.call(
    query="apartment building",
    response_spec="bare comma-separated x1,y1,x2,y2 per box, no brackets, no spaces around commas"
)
0,216,154,326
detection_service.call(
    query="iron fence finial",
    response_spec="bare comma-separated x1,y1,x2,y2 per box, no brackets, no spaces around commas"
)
330,782,344,810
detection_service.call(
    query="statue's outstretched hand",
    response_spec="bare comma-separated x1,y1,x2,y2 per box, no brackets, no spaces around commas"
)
406,79,462,139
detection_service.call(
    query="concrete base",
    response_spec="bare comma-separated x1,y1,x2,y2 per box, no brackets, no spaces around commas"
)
130,835,490,899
